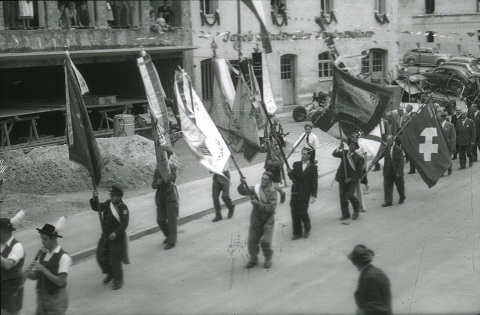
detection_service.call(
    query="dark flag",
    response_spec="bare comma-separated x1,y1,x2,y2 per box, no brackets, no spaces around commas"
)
241,0,272,54
399,104,451,188
65,55,103,186
331,65,400,134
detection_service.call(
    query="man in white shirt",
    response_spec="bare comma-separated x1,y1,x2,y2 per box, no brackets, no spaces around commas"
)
28,223,72,315
293,124,319,164
1,218,25,315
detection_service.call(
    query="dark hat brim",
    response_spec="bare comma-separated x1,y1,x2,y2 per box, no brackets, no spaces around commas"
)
36,228,63,238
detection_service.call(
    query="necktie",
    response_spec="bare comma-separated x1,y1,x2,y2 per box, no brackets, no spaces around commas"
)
306,134,310,148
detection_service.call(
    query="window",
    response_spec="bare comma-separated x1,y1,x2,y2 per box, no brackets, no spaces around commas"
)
427,31,435,43
200,0,218,15
375,0,386,14
477,0,480,12
201,59,213,101
318,52,332,78
281,57,293,79
425,0,435,14
361,50,385,75
478,30,480,42
321,0,334,14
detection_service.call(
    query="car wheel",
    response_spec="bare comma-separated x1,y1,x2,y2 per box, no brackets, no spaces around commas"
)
292,107,307,122
407,59,416,66
437,60,445,66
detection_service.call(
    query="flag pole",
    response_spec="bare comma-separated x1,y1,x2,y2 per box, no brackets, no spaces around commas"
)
286,133,306,159
338,121,348,177
91,180,106,237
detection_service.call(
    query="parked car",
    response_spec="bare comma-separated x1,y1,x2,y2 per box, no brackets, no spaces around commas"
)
422,65,478,97
443,56,480,73
403,47,451,66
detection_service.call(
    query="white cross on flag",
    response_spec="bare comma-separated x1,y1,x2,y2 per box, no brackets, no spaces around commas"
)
399,104,451,188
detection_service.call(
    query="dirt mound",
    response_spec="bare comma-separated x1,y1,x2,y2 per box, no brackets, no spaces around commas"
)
2,135,159,194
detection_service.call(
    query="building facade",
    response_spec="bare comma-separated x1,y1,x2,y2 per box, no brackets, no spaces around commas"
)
187,0,401,112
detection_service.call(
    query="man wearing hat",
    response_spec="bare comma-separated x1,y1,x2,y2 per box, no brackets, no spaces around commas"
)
287,147,318,240
238,171,278,269
348,245,392,315
369,135,406,207
438,111,456,175
152,148,179,250
1,218,25,315
90,184,130,290
332,137,364,220
28,223,72,315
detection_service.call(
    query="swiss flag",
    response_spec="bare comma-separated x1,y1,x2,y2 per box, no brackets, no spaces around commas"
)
399,104,451,188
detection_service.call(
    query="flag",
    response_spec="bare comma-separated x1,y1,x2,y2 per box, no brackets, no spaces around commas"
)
260,52,278,114
399,104,451,188
174,69,231,175
65,55,103,186
241,0,272,54
230,75,262,162
137,51,171,181
331,65,399,135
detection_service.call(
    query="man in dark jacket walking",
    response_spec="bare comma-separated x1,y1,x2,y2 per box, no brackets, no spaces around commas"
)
90,184,130,290
333,138,364,220
287,147,318,240
348,244,392,315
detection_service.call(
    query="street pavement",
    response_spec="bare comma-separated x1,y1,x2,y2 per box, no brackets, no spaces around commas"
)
12,110,480,314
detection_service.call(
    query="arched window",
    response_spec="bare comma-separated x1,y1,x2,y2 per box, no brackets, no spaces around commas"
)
200,0,218,15
427,31,435,43
318,52,332,78
201,59,213,101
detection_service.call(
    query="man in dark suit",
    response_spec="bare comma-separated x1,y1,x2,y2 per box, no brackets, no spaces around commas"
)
287,148,318,240
348,245,392,315
450,107,462,160
468,104,480,162
438,111,456,175
333,138,364,220
456,109,476,169
370,135,405,207
401,105,416,174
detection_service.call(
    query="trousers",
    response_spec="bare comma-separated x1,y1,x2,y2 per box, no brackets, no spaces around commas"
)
338,181,359,217
96,236,124,283
383,175,405,203
289,197,311,237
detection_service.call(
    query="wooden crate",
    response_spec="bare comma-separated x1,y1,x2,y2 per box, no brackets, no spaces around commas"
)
83,95,117,105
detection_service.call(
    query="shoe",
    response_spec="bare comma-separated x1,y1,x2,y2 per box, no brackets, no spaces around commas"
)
399,198,405,204
280,190,286,204
264,259,272,269
360,209,367,213
458,166,465,170
291,235,302,240
340,216,350,220
103,274,113,284
303,231,310,239
212,216,222,222
112,282,123,290
164,243,175,250
469,161,474,167
381,202,392,207
244,261,258,269
448,169,452,175
407,170,416,174
163,238,169,244
352,213,359,220
227,207,235,219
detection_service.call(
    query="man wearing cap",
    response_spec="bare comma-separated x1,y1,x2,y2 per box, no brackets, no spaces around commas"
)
28,223,72,315
455,109,476,169
333,138,364,220
1,218,25,315
287,147,318,240
438,112,456,175
90,184,130,290
348,244,392,315
370,135,406,207
152,148,179,250
238,171,278,269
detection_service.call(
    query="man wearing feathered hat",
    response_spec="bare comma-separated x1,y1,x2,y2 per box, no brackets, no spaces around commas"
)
332,137,364,220
348,244,392,315
27,217,72,315
1,212,25,315
90,183,130,290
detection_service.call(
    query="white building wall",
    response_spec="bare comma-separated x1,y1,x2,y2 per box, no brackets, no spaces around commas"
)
188,0,401,112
